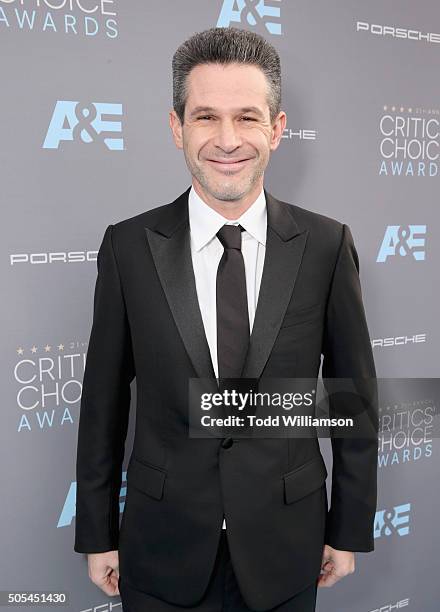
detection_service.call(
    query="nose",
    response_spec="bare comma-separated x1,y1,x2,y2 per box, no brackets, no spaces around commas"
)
212,118,243,153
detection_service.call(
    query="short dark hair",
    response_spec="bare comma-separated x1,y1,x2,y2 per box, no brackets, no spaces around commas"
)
172,27,281,124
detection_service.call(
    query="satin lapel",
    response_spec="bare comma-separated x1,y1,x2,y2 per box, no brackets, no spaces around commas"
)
241,190,309,379
144,188,217,382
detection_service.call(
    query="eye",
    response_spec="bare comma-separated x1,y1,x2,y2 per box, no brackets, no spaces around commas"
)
198,115,213,121
241,116,256,121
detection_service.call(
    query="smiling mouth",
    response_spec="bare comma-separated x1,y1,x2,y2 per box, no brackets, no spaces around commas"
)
206,158,252,170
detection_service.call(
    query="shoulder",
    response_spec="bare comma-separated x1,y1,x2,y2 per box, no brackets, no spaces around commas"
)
114,200,177,233
104,194,186,251
278,197,346,252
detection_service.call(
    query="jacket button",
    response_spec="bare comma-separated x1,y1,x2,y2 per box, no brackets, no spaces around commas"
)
221,437,234,449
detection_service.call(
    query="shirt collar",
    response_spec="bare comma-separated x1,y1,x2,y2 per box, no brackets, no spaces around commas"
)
188,185,267,252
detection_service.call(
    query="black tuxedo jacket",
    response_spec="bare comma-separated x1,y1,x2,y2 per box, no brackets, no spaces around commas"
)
74,186,378,611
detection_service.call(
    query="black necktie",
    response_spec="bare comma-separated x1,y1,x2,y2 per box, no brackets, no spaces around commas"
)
216,224,250,379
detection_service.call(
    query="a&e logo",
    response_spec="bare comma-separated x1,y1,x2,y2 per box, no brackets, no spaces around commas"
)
374,502,411,539
376,225,426,262
57,471,127,528
217,0,282,35
43,101,124,150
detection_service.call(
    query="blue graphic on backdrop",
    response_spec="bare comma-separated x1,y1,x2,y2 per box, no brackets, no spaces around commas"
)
217,0,282,35
374,502,411,538
376,225,426,262
43,101,123,150
57,471,127,528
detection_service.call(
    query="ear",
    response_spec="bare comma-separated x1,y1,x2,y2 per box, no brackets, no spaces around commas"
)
169,109,183,149
269,111,287,152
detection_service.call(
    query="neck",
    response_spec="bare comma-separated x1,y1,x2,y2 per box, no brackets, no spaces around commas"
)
192,179,263,220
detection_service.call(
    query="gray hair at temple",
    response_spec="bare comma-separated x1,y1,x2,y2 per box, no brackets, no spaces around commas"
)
172,27,282,125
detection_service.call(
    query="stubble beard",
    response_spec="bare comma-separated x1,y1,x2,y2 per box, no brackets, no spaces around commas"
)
185,151,265,202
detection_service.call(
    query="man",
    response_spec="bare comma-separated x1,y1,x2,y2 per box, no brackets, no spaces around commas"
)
74,27,378,612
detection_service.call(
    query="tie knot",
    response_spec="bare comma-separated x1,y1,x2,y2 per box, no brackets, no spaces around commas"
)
216,224,244,250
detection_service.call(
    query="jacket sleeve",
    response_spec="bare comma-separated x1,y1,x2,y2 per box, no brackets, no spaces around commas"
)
321,223,378,552
74,224,135,553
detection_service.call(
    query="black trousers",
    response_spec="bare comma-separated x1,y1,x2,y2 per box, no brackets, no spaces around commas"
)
118,531,318,612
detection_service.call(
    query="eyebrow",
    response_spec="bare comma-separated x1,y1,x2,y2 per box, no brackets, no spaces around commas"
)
188,106,265,119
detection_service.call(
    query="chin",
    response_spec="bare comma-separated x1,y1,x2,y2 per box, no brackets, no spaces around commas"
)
209,185,247,202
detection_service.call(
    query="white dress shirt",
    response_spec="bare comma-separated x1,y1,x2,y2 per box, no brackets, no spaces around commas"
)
188,184,267,530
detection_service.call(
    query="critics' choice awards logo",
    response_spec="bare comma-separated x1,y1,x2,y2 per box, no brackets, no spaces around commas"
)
379,106,439,177
43,101,123,150
58,470,126,528
0,0,118,38
217,0,282,35
376,225,426,262
374,502,411,539
378,399,434,468
14,341,87,433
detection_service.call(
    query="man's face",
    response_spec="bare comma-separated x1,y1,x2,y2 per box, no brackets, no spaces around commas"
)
170,62,286,203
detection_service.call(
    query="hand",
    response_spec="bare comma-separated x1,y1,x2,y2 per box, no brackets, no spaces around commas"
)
317,544,355,587
87,550,120,596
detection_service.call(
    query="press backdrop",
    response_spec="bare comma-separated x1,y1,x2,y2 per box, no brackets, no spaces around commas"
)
1,1,439,611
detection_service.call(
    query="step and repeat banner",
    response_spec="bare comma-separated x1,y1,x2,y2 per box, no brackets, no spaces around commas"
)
2,1,439,611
